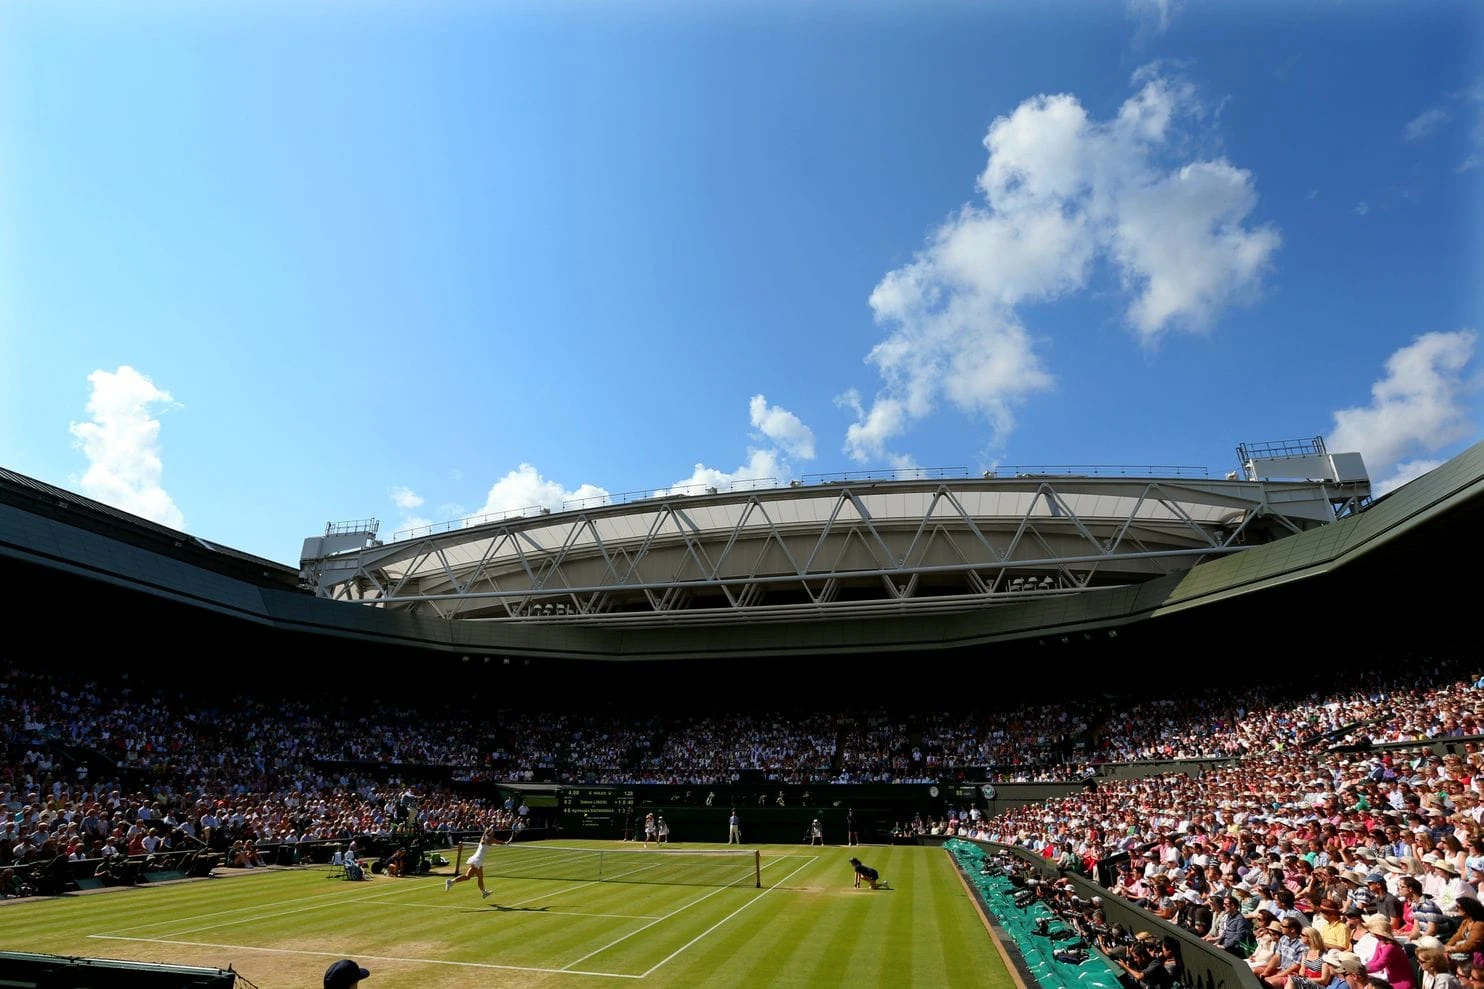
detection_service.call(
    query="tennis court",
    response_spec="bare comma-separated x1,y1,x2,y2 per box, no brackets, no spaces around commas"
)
0,841,1013,989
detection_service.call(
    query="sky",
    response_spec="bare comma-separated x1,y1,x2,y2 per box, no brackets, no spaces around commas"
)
1,0,1481,567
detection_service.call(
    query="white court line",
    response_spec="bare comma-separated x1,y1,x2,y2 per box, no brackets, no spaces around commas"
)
98,882,414,940
86,937,642,980
491,875,616,908
93,854,815,980
639,855,817,977
558,886,738,971
354,900,663,920
559,854,818,974
91,879,410,937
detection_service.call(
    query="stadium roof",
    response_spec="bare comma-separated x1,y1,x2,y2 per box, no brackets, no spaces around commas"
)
2,440,1480,665
300,471,1366,626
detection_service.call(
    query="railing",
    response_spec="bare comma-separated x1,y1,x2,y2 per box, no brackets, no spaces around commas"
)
324,518,380,536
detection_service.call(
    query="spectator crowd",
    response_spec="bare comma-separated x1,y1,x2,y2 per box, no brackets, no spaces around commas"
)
5,649,1484,962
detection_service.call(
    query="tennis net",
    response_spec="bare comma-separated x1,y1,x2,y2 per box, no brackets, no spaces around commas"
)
453,843,761,888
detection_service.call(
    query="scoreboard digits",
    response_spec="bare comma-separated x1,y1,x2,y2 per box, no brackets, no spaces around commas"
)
560,787,635,836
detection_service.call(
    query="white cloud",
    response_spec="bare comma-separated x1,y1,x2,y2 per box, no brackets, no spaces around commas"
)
1327,330,1478,485
1403,84,1483,172
1403,107,1451,142
1127,0,1178,36
390,486,424,510
1353,201,1370,216
474,464,611,518
657,396,819,494
398,513,435,536
68,366,185,530
845,67,1279,462
749,394,815,460
1460,83,1484,172
657,448,785,497
840,389,912,464
1372,458,1445,498
1113,160,1281,334
402,398,814,540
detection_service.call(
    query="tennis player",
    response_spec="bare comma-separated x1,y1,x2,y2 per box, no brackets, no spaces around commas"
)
446,825,502,899
643,812,657,848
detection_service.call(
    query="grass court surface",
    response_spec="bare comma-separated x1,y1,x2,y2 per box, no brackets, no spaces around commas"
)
0,841,1014,989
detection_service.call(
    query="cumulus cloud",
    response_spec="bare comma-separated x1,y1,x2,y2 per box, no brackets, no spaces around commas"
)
1373,458,1446,496
749,394,815,459
1403,107,1451,142
394,398,816,540
473,464,611,518
397,513,436,537
845,67,1280,462
68,366,185,530
387,486,433,537
657,448,786,497
1328,330,1478,496
656,396,818,495
390,486,424,510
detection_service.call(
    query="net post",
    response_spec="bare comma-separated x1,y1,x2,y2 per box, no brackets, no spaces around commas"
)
754,849,761,889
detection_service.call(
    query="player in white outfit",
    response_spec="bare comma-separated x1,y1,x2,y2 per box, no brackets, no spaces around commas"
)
446,826,502,899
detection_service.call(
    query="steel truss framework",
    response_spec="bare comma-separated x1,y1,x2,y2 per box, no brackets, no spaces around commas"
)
301,475,1365,627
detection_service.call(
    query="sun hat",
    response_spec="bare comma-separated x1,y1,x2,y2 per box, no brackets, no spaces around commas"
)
1364,915,1394,937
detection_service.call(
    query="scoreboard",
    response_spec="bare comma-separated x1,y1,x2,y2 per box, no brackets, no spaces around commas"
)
559,786,636,837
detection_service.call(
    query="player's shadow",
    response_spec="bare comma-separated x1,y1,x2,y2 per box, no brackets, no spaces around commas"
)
487,903,551,912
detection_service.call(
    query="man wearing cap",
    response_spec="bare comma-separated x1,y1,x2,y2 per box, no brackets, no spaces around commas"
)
1366,872,1404,926
324,959,369,989
1348,879,1379,918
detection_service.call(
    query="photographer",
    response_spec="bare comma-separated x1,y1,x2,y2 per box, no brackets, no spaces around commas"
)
1115,938,1173,989
94,849,133,886
1094,923,1138,961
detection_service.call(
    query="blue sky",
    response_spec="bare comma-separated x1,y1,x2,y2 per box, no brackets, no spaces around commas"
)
2,0,1480,566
